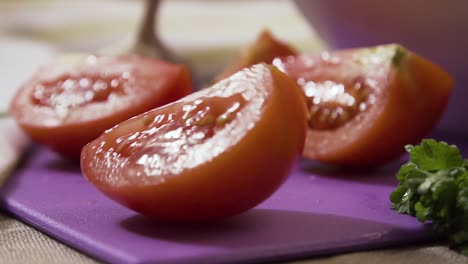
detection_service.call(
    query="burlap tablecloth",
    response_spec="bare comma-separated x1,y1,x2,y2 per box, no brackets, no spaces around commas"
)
1,1,467,263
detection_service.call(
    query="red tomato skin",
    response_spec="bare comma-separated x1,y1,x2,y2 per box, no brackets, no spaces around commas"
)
10,55,193,160
275,44,453,167
81,64,308,222
214,29,298,82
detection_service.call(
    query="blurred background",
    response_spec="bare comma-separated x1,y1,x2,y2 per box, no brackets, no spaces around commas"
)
0,0,322,111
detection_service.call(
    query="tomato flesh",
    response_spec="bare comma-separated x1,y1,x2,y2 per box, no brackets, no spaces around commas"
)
81,64,307,222
274,44,453,166
31,72,126,110
116,94,245,158
10,54,193,159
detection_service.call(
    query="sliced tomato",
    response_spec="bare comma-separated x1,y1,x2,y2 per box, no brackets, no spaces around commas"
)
273,44,453,167
213,29,297,82
10,54,193,159
81,64,307,222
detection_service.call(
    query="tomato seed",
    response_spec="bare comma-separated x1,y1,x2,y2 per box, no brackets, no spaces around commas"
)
302,78,370,130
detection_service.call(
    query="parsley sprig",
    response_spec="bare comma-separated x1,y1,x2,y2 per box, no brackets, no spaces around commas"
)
390,139,468,255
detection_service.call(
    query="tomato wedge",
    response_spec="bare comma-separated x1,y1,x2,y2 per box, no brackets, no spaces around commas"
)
81,64,307,222
10,54,193,159
213,29,297,82
274,44,453,167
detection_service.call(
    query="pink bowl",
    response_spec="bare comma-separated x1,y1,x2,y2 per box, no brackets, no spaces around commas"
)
294,0,468,135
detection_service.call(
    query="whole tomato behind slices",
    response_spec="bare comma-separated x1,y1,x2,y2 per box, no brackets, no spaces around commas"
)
274,44,453,167
81,64,307,222
10,54,193,159
213,29,297,82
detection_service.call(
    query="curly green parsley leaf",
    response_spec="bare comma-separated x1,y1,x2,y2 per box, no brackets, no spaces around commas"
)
390,139,468,255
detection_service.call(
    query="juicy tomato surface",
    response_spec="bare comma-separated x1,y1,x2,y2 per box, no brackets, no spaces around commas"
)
274,44,453,167
213,29,297,82
81,64,307,222
10,54,193,159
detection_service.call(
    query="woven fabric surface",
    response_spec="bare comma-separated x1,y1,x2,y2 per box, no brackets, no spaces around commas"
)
0,213,97,264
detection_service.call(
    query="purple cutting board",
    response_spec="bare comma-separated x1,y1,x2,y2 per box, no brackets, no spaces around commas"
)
1,133,465,264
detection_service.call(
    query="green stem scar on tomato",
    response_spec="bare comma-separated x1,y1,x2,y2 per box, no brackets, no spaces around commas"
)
81,64,308,223
10,54,193,159
274,44,453,167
